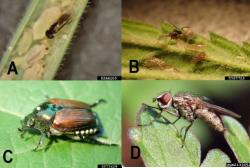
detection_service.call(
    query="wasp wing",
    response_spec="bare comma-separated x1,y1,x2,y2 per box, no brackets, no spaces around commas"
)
203,102,241,118
51,109,96,132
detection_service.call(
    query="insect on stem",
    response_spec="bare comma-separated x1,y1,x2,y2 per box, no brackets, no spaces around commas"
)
46,13,71,39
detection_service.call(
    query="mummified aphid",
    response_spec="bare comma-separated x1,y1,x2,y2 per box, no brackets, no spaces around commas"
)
22,60,44,80
17,28,33,55
24,44,47,67
46,13,71,39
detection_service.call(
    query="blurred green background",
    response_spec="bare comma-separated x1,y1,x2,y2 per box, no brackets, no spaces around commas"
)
122,80,250,166
0,81,121,168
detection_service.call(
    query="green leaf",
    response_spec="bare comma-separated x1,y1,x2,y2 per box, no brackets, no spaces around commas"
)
201,149,230,167
242,42,250,57
223,116,250,162
129,105,231,167
210,32,242,56
161,22,177,34
0,81,121,168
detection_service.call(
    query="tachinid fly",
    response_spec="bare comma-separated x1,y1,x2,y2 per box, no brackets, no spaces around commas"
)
137,91,241,147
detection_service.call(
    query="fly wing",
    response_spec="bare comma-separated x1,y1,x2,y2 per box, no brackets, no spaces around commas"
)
52,109,96,132
176,92,213,103
203,102,241,118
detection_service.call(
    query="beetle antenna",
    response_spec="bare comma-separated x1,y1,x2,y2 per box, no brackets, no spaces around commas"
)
44,94,50,100
90,99,106,108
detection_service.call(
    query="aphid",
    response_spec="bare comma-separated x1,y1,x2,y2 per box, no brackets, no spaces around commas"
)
17,28,33,55
18,98,114,150
24,44,47,67
137,92,241,147
22,60,44,80
193,52,206,63
46,13,71,39
143,58,168,70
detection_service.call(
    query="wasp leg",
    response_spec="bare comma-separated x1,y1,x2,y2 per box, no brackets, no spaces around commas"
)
34,133,46,151
181,121,194,148
90,99,106,108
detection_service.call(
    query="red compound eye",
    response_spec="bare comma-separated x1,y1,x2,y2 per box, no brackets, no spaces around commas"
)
157,92,172,106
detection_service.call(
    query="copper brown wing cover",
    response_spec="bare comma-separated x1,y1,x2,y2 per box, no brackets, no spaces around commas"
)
49,98,91,109
51,108,96,132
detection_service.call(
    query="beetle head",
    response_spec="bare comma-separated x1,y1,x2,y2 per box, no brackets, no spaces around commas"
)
18,113,36,137
21,113,36,129
153,92,173,109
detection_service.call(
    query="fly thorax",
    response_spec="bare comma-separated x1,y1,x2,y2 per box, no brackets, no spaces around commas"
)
181,108,196,121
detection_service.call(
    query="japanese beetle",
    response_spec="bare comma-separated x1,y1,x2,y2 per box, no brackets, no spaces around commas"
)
18,98,113,150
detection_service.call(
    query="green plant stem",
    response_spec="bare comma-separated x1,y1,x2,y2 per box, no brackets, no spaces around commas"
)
0,0,88,80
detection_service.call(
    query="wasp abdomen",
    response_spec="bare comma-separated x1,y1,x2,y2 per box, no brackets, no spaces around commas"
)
195,109,224,132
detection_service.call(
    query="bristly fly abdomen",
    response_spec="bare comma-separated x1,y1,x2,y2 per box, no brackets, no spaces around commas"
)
138,91,241,147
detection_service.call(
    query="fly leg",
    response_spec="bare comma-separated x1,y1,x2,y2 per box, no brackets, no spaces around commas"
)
90,99,106,108
136,104,180,135
181,121,194,148
34,133,46,151
136,103,166,127
171,113,182,137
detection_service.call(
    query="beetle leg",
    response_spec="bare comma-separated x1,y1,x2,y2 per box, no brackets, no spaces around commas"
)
79,133,85,141
181,121,194,148
45,94,50,100
18,128,26,138
34,133,45,151
90,99,106,108
45,137,57,151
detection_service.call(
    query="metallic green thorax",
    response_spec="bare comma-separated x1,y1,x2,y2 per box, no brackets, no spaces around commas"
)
21,102,64,133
